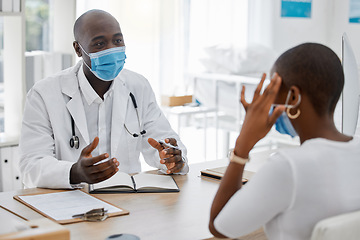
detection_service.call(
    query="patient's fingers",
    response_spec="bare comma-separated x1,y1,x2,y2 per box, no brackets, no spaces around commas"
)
240,85,249,111
269,105,285,125
253,73,266,101
262,74,281,104
241,73,267,111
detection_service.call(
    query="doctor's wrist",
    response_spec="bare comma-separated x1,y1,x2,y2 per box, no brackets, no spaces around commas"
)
70,163,82,184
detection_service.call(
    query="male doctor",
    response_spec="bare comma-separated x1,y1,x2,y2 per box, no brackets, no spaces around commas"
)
19,9,189,189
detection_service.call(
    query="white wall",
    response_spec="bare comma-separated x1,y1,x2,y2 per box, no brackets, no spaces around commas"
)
327,0,360,63
51,0,76,55
249,0,360,65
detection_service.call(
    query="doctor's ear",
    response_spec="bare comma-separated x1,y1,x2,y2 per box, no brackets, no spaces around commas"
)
73,41,82,57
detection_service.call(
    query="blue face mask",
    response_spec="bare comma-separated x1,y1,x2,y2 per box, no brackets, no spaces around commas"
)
274,111,298,137
271,90,301,138
79,45,126,81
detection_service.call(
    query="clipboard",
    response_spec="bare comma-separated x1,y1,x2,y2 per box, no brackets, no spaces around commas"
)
14,190,129,224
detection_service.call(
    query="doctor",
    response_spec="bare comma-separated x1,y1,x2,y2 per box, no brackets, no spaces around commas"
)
19,9,188,189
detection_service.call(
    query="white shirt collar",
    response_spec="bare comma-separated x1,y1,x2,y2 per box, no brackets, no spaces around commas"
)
78,64,115,105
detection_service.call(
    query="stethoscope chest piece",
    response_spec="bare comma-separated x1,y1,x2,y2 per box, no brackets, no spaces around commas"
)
70,135,80,149
69,113,80,149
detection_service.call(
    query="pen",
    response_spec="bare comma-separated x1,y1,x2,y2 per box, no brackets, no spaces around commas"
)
158,140,180,150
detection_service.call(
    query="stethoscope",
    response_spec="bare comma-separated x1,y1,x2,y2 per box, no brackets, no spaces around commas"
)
69,92,146,149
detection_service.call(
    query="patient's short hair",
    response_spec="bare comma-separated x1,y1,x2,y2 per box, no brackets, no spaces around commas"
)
272,43,344,116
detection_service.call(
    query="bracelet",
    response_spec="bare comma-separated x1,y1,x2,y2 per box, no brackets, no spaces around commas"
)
229,150,249,165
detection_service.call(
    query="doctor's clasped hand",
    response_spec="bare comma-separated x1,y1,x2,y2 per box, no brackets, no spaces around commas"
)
148,138,185,174
70,137,119,184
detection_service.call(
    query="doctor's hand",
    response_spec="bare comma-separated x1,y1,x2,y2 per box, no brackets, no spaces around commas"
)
70,137,119,184
148,137,185,174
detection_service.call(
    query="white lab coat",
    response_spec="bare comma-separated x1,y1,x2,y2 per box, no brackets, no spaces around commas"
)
19,61,188,189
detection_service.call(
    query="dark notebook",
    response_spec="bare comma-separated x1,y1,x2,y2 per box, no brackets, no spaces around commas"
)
201,166,249,184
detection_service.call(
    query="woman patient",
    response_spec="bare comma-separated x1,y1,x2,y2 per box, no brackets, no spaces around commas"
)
209,43,360,240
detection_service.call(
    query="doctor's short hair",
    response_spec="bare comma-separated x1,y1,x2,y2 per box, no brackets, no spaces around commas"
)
73,9,116,42
272,42,344,116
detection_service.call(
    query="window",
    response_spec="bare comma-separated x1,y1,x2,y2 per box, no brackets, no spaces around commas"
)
0,0,52,133
25,0,50,51
0,0,50,133
0,19,3,132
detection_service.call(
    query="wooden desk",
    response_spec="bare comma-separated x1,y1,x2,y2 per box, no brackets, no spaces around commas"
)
0,160,267,240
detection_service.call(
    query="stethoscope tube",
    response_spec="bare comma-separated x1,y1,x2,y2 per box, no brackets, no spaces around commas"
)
124,92,147,137
69,92,146,149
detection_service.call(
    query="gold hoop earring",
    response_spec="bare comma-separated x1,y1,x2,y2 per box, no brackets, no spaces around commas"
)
287,108,300,119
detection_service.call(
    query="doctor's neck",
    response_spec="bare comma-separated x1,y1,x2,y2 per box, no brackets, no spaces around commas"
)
83,65,112,100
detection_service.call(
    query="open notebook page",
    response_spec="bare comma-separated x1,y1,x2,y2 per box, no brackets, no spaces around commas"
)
133,173,178,190
93,171,134,190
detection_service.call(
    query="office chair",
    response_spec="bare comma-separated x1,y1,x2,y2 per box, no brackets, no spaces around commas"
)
310,210,360,240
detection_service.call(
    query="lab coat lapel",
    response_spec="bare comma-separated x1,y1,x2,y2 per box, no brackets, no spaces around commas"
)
61,61,90,145
66,92,90,145
111,79,130,157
